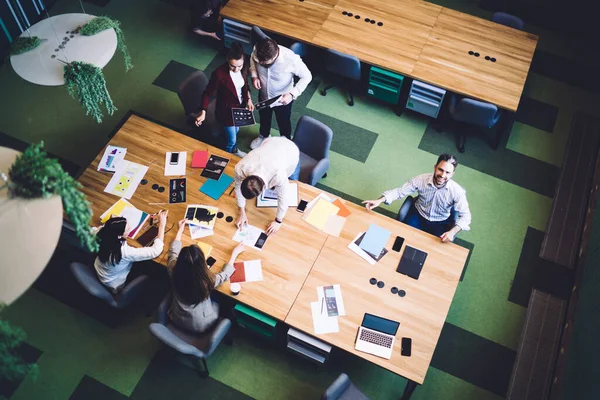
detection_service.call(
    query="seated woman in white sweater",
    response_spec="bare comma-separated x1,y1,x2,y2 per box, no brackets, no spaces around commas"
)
94,210,169,293
167,219,245,333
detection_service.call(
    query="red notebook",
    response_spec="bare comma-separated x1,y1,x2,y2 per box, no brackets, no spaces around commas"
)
191,150,208,168
230,262,246,283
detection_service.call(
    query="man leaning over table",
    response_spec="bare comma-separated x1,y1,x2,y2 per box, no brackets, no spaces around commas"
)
234,136,300,235
362,153,472,242
249,38,312,149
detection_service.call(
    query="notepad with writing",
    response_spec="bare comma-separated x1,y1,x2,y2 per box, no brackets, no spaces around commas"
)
191,150,208,168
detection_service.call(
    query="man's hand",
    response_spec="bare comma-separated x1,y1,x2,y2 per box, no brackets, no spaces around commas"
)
279,93,293,105
195,111,206,127
236,210,248,228
266,221,281,235
252,77,261,90
440,226,460,243
247,98,255,111
362,198,384,211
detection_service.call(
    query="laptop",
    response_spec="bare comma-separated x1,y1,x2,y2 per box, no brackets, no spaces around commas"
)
355,313,400,359
396,245,428,280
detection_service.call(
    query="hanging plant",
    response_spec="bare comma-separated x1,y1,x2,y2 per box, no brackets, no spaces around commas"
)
0,305,39,383
9,36,41,56
64,61,117,124
81,16,133,71
8,142,99,252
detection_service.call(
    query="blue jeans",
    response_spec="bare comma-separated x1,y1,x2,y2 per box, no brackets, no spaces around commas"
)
289,160,301,181
404,204,453,238
222,125,239,153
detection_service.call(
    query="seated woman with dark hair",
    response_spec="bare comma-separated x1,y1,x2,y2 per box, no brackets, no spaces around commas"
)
190,0,224,41
167,219,245,333
94,210,169,294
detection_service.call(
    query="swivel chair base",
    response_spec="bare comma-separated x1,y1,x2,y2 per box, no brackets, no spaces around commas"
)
320,84,355,106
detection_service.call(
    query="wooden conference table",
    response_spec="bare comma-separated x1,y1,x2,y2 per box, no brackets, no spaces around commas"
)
221,0,539,112
79,114,469,388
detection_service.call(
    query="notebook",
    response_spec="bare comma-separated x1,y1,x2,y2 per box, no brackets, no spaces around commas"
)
396,245,428,280
191,150,208,168
200,174,234,200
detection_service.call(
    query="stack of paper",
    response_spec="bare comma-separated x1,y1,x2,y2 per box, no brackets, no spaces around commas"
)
256,182,299,207
302,194,352,237
232,224,266,251
185,205,218,239
231,260,263,283
309,284,345,335
348,232,389,265
99,198,149,239
98,145,126,172
104,160,148,199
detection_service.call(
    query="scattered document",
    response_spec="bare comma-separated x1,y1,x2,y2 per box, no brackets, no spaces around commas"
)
189,223,214,240
303,198,339,231
231,260,263,283
360,224,391,256
104,160,148,199
310,301,339,334
185,205,218,229
99,198,149,239
201,155,229,180
332,199,351,217
232,224,265,251
323,214,346,237
348,232,389,265
256,183,299,207
200,174,234,200
317,284,346,316
164,152,187,176
98,145,126,172
306,192,333,210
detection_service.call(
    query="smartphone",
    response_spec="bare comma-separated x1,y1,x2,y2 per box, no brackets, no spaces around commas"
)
207,256,216,267
401,337,412,357
297,199,308,213
137,226,159,247
255,232,268,249
323,285,339,316
393,236,405,252
169,152,180,165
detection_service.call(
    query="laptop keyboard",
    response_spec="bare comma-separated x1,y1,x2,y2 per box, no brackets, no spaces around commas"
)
360,329,393,348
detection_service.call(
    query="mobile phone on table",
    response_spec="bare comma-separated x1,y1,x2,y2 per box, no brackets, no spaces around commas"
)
169,152,180,165
297,199,308,213
393,236,405,252
137,226,159,247
401,337,412,357
255,232,268,249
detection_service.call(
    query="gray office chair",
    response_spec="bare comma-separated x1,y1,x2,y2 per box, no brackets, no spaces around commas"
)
293,116,333,186
148,293,232,377
447,94,503,153
492,12,524,30
321,373,370,400
320,49,362,106
252,26,270,43
290,42,308,58
177,70,221,144
69,262,151,309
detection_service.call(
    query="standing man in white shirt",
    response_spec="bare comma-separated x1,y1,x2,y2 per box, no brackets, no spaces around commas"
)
249,38,312,149
362,154,472,242
234,137,300,235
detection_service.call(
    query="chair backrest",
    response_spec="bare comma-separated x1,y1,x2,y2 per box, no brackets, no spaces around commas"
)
290,42,308,58
324,48,361,81
451,97,501,128
177,71,208,117
70,262,118,307
293,115,333,161
252,26,270,43
321,373,369,400
492,12,524,30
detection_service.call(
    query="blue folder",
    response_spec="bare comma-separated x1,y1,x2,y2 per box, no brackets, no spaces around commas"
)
200,174,234,200
359,224,391,256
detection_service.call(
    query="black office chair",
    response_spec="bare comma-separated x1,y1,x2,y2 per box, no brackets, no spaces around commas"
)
321,373,370,400
320,49,362,106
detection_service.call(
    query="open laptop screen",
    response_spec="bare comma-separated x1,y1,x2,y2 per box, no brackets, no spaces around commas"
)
362,313,400,336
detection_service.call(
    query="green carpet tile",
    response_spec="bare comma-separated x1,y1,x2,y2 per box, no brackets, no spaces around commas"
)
2,0,600,398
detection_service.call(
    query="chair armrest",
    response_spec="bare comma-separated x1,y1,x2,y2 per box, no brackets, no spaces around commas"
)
148,323,203,358
70,262,118,307
117,275,151,309
397,196,415,222
308,158,330,186
322,373,351,400
204,318,232,357
156,293,172,325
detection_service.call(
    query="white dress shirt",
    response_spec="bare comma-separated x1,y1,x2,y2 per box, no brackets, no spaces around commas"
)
94,238,164,290
382,173,472,231
234,137,300,220
249,45,312,105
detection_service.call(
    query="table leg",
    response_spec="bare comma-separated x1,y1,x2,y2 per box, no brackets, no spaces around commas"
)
400,379,418,400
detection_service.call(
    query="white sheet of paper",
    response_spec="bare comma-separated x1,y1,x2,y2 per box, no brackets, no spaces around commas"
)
256,183,299,207
164,152,187,176
323,214,346,237
347,232,377,265
232,224,264,250
104,160,148,199
120,206,147,239
306,192,333,211
243,260,263,282
189,224,213,240
310,302,339,334
317,284,346,316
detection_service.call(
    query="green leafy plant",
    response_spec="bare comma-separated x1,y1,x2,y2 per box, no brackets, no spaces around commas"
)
0,305,38,383
81,16,133,71
8,142,99,252
64,61,117,124
9,36,41,55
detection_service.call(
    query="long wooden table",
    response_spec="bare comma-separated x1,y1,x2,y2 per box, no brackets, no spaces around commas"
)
79,114,468,387
221,0,538,111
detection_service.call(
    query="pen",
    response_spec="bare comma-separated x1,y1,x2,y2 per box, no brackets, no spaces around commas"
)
148,202,167,205
320,297,325,315
229,187,235,196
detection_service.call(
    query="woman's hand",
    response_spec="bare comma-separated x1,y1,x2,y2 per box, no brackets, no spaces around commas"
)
157,210,169,228
195,111,206,127
247,98,255,112
175,218,187,240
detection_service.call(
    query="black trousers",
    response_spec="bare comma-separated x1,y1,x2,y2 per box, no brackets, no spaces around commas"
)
258,101,294,138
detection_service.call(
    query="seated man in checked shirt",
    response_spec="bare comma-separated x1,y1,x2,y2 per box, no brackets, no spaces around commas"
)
362,153,471,243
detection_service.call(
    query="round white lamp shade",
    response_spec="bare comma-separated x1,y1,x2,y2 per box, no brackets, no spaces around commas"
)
0,147,63,305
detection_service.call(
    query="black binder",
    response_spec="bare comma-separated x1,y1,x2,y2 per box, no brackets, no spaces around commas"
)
396,246,428,280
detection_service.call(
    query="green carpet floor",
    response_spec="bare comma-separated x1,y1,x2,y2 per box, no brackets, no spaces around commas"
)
1,0,599,398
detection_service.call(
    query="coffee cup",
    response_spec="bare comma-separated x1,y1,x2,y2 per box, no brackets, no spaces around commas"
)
230,282,241,295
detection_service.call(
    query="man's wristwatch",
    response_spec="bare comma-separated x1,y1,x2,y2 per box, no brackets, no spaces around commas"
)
274,218,282,224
